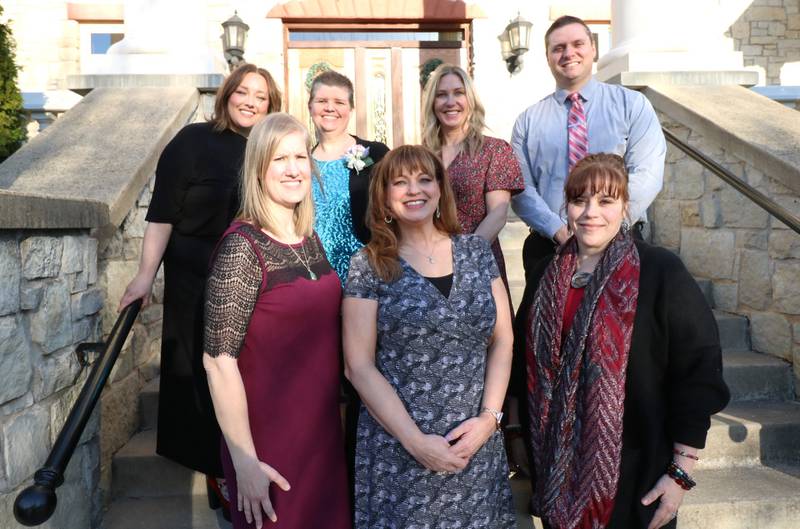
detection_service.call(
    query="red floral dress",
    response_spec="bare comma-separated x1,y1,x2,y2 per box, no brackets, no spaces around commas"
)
447,135,524,292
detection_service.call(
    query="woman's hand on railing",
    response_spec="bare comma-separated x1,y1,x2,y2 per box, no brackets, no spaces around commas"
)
117,272,154,312
234,457,290,528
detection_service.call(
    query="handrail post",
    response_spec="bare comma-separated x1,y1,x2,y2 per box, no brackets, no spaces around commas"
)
13,299,142,526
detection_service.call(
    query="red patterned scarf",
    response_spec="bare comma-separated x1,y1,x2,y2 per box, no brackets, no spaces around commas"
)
526,231,640,529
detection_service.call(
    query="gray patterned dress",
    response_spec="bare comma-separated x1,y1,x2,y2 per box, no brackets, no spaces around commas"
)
344,234,516,529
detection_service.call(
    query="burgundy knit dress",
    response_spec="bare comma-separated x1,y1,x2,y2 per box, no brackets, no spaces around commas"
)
205,221,350,529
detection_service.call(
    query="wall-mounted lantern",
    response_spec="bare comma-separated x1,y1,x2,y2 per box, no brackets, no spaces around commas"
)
499,13,532,75
221,11,249,70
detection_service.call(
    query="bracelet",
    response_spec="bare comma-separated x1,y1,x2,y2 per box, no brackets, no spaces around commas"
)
479,407,503,431
667,461,696,490
673,449,699,461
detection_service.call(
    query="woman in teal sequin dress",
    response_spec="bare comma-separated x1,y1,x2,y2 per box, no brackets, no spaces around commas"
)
308,71,389,283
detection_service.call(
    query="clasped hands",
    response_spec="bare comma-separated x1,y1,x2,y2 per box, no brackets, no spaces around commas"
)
407,413,496,474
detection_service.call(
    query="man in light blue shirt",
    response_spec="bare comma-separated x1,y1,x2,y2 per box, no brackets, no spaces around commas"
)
507,16,666,451
510,15,665,255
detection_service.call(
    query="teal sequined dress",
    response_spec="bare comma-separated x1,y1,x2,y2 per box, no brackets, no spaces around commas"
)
312,157,364,284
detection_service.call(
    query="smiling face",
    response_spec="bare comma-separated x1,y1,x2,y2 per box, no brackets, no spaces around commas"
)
262,131,312,211
567,184,627,255
386,168,442,228
226,72,271,130
546,22,596,92
433,73,470,134
308,84,352,136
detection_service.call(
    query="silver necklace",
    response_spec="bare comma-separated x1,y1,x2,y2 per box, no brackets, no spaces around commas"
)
287,241,317,281
403,240,438,264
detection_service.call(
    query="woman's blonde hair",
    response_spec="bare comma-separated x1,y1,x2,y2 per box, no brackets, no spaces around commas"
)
365,145,461,282
238,113,316,238
420,63,486,157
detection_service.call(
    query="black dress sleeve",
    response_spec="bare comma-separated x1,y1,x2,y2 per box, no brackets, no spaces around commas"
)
204,232,263,358
146,125,196,224
349,137,391,244
661,249,730,447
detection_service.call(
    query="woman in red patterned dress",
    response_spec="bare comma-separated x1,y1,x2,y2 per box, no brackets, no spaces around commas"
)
421,63,524,290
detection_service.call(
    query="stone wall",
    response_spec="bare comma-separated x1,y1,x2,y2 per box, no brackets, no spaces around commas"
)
729,0,800,84
0,179,163,528
651,111,800,395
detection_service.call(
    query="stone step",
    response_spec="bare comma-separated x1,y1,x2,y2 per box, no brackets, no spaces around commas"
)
514,466,800,529
112,429,207,499
101,495,231,529
723,351,794,402
678,466,800,529
714,312,750,352
701,401,800,469
498,220,529,252
140,377,159,431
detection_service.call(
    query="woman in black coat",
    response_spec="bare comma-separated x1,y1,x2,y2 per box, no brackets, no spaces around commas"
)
521,154,729,529
118,64,281,515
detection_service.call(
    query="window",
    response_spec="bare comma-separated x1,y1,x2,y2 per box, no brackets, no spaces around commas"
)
90,33,124,54
289,30,462,42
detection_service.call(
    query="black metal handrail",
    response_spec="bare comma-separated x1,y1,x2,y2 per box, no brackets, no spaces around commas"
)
13,299,143,526
663,127,800,235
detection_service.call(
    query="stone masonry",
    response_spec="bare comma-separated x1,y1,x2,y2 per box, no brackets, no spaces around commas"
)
0,180,164,528
651,111,800,396
729,0,800,84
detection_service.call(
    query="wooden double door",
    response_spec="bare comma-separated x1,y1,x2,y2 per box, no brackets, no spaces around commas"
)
286,31,468,148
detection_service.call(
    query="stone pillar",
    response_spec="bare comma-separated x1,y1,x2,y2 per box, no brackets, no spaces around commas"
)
83,0,225,76
596,0,756,85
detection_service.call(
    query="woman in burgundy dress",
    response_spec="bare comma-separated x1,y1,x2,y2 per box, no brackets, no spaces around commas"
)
421,63,524,290
203,113,350,529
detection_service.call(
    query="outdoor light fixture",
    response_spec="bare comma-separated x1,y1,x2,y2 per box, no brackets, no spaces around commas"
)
499,12,532,75
221,11,249,70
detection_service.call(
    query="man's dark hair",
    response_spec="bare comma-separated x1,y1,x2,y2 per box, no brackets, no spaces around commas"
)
544,15,593,50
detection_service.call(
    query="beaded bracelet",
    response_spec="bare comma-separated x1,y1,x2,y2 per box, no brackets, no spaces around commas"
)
667,461,696,490
673,448,699,461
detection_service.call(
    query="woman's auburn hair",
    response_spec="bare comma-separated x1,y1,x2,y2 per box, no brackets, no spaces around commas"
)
238,113,316,238
365,145,461,283
210,63,283,133
564,153,630,205
420,63,486,158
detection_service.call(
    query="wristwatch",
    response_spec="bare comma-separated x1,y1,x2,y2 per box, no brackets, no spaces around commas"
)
480,407,503,431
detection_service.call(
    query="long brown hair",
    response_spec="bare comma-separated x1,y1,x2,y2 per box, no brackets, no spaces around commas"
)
365,145,461,282
210,64,282,132
238,113,315,238
565,153,630,204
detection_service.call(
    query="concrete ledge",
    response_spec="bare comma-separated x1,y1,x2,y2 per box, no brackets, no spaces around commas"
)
0,87,199,229
67,74,223,94
610,70,759,88
644,84,800,194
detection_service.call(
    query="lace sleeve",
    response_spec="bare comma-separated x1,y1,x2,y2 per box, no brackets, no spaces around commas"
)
204,232,262,358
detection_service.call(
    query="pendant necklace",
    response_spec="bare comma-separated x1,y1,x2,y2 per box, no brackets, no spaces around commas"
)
288,241,318,280
404,240,437,264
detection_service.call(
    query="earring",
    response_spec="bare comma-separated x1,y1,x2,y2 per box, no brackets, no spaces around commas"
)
384,215,393,224
435,205,441,219
621,220,630,234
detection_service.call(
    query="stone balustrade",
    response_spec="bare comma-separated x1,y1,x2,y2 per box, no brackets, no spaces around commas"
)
0,87,199,527
645,84,800,396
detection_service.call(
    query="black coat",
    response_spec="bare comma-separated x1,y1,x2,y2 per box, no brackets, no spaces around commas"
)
525,240,730,529
347,136,390,244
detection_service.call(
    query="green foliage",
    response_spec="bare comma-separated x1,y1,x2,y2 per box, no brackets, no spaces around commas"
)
0,5,26,162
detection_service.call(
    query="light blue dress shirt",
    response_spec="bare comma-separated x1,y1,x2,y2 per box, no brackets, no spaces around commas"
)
510,78,666,238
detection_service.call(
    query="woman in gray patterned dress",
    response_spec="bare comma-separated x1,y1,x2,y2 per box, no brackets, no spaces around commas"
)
342,145,516,528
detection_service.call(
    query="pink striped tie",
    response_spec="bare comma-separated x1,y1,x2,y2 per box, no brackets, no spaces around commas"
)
568,92,588,171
